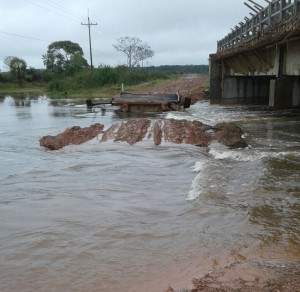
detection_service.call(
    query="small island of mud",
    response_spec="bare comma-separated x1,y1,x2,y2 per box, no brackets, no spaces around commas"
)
39,119,248,150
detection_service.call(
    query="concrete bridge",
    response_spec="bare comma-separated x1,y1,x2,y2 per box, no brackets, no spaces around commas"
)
209,0,300,107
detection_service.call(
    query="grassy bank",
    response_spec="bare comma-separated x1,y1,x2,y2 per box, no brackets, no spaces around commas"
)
0,82,46,95
1,65,209,99
0,75,182,99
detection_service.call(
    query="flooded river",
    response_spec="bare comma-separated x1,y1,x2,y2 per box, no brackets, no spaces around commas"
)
0,96,299,291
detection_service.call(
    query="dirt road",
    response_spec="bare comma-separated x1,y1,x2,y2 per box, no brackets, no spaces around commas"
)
129,74,209,103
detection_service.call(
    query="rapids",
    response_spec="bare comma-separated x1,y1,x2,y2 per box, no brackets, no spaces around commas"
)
0,96,299,291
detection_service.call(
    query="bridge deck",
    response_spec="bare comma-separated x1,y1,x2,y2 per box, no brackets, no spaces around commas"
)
214,0,300,60
211,14,300,60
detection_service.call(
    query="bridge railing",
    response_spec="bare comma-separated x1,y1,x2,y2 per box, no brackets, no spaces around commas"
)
217,0,300,52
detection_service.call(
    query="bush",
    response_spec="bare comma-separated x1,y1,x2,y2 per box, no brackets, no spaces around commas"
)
41,70,57,82
24,75,33,82
0,72,12,83
74,67,120,89
1,64,208,93
119,70,149,85
25,67,45,82
48,79,69,92
91,67,119,86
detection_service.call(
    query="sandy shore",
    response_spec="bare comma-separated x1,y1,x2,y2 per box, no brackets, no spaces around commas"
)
181,259,300,292
164,259,299,291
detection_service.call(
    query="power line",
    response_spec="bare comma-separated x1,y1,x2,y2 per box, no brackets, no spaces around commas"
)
0,30,50,43
24,0,81,23
38,0,84,21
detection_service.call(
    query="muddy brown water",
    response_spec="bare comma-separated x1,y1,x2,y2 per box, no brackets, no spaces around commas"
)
0,96,299,291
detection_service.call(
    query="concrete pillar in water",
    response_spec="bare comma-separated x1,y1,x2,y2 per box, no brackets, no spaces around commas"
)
209,59,222,103
269,77,300,108
222,76,270,103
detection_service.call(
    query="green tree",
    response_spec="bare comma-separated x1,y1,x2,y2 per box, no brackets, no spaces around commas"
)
113,37,154,68
4,56,27,84
42,40,88,75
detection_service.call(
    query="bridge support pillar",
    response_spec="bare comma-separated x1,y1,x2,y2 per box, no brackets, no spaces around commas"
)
209,58,272,104
223,76,270,101
269,77,300,108
209,59,222,103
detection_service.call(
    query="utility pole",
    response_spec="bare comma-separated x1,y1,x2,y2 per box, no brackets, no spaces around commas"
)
81,16,97,69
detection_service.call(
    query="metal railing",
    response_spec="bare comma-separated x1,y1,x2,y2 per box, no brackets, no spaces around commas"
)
217,0,300,52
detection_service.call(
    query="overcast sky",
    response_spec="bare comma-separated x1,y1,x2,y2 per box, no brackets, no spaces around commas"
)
0,0,268,71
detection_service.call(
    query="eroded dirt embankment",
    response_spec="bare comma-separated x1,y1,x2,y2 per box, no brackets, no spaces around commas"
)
39,120,248,150
128,73,209,103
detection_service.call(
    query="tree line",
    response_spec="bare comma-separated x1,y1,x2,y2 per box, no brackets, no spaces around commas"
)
0,37,208,92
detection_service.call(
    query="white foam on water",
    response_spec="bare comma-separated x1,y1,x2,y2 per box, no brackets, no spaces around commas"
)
208,143,257,162
139,120,156,143
259,150,300,160
164,102,250,127
209,142,300,163
187,160,211,201
191,160,208,172
187,141,300,201
164,111,195,121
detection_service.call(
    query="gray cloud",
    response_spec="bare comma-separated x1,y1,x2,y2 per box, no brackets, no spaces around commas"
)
0,0,267,71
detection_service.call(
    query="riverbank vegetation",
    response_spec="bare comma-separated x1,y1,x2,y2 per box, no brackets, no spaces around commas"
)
0,64,208,98
1,39,208,98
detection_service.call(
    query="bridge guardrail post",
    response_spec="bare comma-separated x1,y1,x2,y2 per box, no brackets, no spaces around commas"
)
279,0,283,22
268,2,272,26
296,0,300,13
